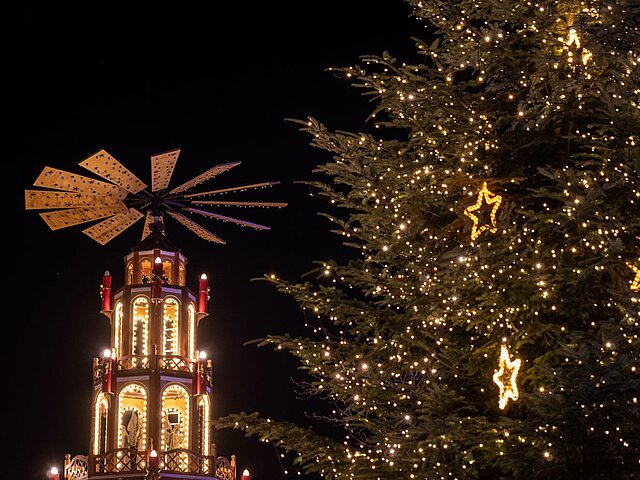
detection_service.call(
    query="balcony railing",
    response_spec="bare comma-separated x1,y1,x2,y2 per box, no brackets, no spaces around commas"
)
162,448,214,475
87,449,217,477
90,448,147,474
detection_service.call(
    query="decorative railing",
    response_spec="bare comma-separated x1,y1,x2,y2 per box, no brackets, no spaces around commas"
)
162,448,214,474
215,456,236,480
117,355,151,371
64,454,88,480
91,448,147,474
158,355,193,373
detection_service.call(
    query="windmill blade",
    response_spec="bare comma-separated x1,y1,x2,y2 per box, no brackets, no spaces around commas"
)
184,181,280,198
82,208,144,245
39,203,128,230
25,190,124,210
33,167,129,198
190,200,288,208
79,149,147,194
186,207,270,230
151,149,180,192
168,161,241,195
167,211,226,244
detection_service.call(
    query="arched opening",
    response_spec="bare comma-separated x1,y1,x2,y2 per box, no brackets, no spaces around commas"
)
140,259,152,283
114,302,123,357
163,260,173,283
178,263,185,286
196,395,211,456
93,392,109,455
132,297,150,359
188,304,196,362
126,262,134,285
117,384,147,450
163,297,179,356
161,384,190,451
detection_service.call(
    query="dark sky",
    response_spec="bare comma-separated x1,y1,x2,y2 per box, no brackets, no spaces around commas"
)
4,2,421,479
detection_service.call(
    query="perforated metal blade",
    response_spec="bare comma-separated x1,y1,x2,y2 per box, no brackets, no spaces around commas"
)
25,190,123,210
39,203,129,230
167,211,226,243
151,149,180,192
79,149,147,194
189,200,288,208
186,207,270,230
82,208,144,245
184,181,280,198
33,167,128,198
169,161,241,195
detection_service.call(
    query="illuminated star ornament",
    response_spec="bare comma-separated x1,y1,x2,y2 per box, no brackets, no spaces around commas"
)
493,344,521,410
626,262,640,291
464,181,503,241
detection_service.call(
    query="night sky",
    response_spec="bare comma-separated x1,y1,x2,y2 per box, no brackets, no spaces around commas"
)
4,2,422,479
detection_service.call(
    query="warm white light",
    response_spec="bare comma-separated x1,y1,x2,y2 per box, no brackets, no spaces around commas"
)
201,273,208,280
155,256,162,264
199,351,207,359
243,469,251,476
150,449,158,458
50,467,58,475
103,349,112,358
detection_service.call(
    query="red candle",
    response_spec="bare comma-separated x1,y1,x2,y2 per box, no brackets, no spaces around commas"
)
198,273,209,313
100,271,112,311
149,449,159,469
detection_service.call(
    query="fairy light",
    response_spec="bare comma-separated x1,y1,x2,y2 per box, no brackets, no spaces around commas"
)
493,345,521,410
163,297,179,356
117,384,147,449
626,262,640,291
114,302,123,357
188,304,196,362
161,384,190,455
464,181,503,241
93,393,109,454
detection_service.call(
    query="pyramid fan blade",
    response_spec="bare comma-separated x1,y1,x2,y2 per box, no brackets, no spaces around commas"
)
186,207,270,230
34,167,128,198
82,208,144,245
184,181,280,198
151,148,180,192
190,200,288,208
141,211,153,240
25,190,123,210
40,203,129,230
168,161,241,195
79,149,147,194
167,211,226,244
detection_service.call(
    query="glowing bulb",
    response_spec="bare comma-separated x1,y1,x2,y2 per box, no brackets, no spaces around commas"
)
50,467,58,475
103,349,112,358
243,469,250,476
201,273,208,280
155,256,162,264
199,351,207,360
150,449,158,458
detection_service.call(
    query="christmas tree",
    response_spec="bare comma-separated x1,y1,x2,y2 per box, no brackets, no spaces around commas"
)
218,1,640,478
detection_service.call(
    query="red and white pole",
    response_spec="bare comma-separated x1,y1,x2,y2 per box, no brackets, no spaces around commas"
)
100,271,112,311
198,273,209,313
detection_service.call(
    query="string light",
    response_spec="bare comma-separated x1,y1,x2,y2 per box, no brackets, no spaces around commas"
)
626,262,640,291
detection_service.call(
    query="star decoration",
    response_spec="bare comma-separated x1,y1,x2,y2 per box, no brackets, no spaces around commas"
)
493,344,521,410
626,262,640,291
464,181,503,241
